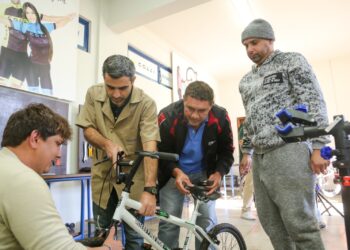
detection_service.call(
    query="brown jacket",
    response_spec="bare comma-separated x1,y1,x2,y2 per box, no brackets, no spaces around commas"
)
76,84,160,208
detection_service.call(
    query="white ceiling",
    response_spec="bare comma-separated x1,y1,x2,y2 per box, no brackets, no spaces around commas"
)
143,0,350,83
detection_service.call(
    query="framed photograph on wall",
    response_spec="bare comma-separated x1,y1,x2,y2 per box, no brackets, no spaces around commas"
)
0,0,79,100
77,16,90,52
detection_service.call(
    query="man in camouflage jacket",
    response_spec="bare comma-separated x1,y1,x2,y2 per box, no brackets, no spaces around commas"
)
239,19,329,250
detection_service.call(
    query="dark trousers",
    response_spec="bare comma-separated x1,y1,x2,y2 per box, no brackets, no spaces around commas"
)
93,188,144,249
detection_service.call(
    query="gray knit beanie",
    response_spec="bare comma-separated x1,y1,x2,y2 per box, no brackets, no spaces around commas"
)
241,19,275,43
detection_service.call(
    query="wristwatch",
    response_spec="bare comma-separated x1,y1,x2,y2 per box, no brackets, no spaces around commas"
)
144,186,158,195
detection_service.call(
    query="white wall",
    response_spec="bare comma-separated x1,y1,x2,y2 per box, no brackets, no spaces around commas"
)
217,74,245,161
120,27,173,110
312,55,350,120
51,0,102,226
52,0,350,227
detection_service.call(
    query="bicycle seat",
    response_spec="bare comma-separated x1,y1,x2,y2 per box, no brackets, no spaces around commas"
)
197,179,214,186
188,184,221,202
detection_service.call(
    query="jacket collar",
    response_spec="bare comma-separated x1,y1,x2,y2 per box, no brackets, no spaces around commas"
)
251,49,281,72
96,84,143,124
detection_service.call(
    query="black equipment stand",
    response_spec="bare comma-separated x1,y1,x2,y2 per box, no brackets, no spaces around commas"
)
316,183,344,217
276,111,350,249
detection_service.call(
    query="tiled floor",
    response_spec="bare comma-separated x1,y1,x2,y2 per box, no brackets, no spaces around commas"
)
146,192,346,250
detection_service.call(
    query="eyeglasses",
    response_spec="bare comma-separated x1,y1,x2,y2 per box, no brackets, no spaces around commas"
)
184,105,210,116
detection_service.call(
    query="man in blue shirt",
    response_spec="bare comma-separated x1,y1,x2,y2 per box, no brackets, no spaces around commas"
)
157,81,234,249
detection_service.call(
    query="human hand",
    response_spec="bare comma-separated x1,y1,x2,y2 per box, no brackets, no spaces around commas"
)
173,168,192,194
311,149,329,175
138,192,157,216
239,154,252,176
102,226,123,250
104,141,123,168
206,172,222,195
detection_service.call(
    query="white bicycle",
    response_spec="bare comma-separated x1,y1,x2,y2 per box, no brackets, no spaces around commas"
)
80,151,246,250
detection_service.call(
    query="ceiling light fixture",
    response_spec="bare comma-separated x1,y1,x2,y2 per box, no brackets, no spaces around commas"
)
231,0,255,26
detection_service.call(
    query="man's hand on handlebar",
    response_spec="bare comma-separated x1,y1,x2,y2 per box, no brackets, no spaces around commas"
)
104,140,124,168
138,192,157,216
206,172,222,195
173,168,193,194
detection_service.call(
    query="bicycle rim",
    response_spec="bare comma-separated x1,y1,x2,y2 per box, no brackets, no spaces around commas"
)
199,223,246,250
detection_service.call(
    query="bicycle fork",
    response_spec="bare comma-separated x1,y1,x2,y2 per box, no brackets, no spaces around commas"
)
182,199,219,250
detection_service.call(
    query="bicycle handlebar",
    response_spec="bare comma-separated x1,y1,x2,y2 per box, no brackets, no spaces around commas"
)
184,180,221,202
136,151,179,161
117,151,179,193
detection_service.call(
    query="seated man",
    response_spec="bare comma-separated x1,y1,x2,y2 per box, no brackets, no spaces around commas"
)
0,103,121,250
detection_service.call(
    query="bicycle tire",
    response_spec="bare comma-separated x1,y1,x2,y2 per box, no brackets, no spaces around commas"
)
199,223,246,250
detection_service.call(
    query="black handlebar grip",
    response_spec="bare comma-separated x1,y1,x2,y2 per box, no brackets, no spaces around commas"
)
136,151,179,161
118,159,134,166
156,152,179,161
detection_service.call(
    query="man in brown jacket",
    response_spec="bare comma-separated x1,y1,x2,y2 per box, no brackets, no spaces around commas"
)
76,55,160,249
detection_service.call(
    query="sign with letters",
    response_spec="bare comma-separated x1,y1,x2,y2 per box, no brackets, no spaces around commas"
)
263,73,283,85
128,45,172,89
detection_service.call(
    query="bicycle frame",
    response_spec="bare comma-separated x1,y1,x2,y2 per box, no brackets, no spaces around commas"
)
112,190,218,250
110,151,219,250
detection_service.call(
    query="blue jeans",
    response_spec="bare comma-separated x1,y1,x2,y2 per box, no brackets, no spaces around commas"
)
158,171,217,249
93,188,144,249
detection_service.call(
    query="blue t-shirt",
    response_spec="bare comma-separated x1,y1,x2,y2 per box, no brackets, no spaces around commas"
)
179,120,206,174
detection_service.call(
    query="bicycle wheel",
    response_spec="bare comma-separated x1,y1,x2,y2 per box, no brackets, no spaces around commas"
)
199,223,246,250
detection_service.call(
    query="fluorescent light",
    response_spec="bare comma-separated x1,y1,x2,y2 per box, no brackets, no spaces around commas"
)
231,0,255,26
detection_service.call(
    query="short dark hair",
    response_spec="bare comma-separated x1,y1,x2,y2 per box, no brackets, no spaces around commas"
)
102,54,135,79
184,81,214,105
1,103,72,147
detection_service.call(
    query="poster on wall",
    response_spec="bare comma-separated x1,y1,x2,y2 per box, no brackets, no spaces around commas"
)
172,52,198,102
128,45,172,89
172,52,214,102
0,0,78,100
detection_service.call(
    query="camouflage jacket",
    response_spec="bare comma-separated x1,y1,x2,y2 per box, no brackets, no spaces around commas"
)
239,50,330,154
